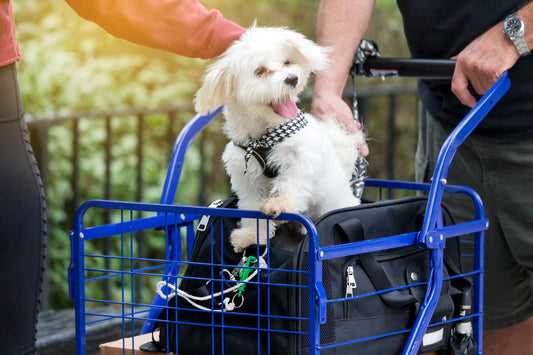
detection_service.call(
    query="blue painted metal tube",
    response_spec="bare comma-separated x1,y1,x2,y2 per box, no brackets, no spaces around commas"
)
405,248,444,355
308,222,320,353
468,174,486,354
159,107,222,205
72,205,87,354
140,226,182,335
403,72,510,354
419,72,510,247
158,108,222,281
319,232,418,260
79,212,197,241
474,228,485,354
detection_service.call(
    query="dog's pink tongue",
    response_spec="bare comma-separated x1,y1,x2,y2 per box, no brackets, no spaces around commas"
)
273,98,298,118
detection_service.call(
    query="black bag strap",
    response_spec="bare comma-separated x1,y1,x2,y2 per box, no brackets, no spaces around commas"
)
359,253,418,308
335,219,417,309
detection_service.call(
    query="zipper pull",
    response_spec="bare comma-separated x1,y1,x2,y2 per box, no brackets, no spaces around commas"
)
346,266,357,298
197,199,224,231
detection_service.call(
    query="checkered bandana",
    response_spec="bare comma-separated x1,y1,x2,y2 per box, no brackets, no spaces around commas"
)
240,110,307,175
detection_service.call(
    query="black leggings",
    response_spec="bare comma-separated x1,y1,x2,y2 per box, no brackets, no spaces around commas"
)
0,63,47,354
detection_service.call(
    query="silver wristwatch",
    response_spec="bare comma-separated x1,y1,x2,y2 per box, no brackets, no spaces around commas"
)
504,13,531,57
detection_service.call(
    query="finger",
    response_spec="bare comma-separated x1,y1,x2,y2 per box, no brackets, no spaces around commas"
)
451,66,477,108
348,122,369,157
359,141,369,157
466,63,498,97
473,69,502,96
345,120,359,134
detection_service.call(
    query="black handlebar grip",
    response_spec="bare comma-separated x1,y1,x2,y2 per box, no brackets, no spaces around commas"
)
362,57,456,79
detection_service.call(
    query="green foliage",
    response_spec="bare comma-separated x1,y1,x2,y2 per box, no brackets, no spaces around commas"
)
14,1,205,115
14,0,415,309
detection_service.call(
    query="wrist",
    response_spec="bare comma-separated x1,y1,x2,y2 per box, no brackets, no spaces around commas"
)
311,86,344,111
503,12,531,56
313,69,351,106
517,3,533,53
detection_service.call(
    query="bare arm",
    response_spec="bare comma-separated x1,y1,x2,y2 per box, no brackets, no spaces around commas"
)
311,0,375,155
452,2,533,107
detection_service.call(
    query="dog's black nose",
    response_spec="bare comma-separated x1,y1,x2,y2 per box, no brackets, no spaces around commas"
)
284,75,299,87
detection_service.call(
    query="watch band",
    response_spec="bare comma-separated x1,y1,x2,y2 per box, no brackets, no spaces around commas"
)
512,33,531,56
505,13,531,57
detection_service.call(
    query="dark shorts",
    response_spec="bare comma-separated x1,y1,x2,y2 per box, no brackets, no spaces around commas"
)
415,104,533,331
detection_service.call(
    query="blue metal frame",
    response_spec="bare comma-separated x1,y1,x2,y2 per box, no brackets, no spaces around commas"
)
159,107,222,206
140,107,222,334
70,73,510,354
407,72,509,354
70,199,319,354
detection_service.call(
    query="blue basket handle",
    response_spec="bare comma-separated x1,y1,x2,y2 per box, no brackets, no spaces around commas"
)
419,72,510,247
159,106,223,205
404,72,510,355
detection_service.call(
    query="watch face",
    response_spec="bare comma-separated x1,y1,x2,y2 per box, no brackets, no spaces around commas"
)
505,16,523,36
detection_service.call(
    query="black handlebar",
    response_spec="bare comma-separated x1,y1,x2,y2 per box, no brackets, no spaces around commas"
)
362,57,456,79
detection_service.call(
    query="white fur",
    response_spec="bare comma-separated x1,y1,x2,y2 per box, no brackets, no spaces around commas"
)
194,26,366,252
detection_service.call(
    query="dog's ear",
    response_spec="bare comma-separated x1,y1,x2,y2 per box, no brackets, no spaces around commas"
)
287,34,331,74
194,59,235,115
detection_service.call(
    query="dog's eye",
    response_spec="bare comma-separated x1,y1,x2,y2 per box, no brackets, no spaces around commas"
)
284,60,292,66
254,66,267,76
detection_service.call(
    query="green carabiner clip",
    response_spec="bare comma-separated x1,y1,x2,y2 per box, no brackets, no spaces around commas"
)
236,256,258,297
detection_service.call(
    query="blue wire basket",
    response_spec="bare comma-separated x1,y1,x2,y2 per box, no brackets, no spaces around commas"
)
69,72,510,355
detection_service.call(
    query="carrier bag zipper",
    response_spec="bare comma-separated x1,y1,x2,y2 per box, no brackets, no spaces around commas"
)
196,199,225,231
345,266,357,298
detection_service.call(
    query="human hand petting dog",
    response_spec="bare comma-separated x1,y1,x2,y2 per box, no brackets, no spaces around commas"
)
311,91,369,157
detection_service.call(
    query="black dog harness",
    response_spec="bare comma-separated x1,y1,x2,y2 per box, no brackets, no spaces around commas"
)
234,110,308,178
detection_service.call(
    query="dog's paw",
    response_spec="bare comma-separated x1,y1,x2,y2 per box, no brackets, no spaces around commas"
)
260,197,295,218
230,227,259,253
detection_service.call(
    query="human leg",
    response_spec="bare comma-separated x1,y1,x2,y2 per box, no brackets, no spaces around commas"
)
483,316,533,354
479,124,533,354
0,63,47,354
415,104,533,354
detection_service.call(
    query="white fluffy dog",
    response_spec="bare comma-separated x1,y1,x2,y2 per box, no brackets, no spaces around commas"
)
194,26,365,252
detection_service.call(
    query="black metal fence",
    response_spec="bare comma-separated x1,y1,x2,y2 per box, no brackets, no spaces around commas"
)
28,105,190,212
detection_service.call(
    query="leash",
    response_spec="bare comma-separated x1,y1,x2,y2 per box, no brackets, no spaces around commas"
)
350,40,381,199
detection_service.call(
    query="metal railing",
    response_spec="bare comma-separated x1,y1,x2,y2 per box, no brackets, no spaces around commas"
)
27,104,193,213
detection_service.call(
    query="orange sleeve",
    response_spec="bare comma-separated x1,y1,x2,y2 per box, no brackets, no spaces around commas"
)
64,0,246,59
